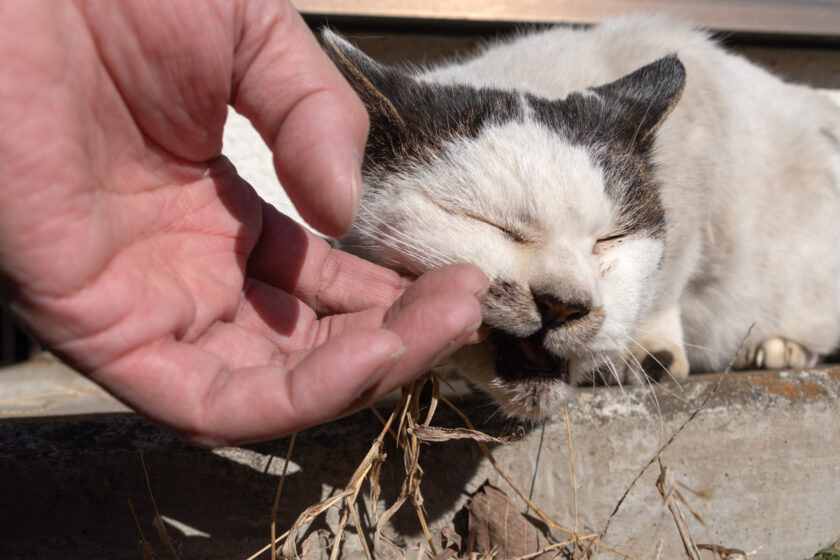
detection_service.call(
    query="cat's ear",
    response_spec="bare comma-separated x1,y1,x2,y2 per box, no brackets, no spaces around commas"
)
321,30,409,137
592,55,686,143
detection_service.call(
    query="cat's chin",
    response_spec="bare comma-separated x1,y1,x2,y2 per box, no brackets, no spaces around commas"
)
486,375,577,421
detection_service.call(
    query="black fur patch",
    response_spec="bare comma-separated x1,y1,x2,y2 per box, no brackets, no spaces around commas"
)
640,350,674,382
591,56,686,145
322,31,523,176
526,57,686,238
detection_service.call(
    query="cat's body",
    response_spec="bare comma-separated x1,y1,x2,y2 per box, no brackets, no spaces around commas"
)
323,15,840,419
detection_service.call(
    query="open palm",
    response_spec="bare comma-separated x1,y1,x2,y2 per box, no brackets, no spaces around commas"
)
0,1,485,445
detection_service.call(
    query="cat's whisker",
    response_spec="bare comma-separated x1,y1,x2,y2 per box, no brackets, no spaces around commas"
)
483,404,502,425
624,336,691,403
636,376,690,405
592,353,610,387
597,352,627,397
621,351,666,438
353,211,456,271
632,328,730,355
354,216,437,264
608,357,626,394
383,220,456,266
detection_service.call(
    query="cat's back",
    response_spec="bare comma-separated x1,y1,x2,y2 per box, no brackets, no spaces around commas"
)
420,14,726,97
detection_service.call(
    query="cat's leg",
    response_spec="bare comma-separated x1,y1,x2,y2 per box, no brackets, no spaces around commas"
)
734,337,819,370
622,304,690,384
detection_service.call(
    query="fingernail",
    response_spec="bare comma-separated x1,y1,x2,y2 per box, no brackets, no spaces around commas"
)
431,320,482,365
361,344,406,395
465,325,490,345
337,157,362,238
474,278,489,300
349,152,362,211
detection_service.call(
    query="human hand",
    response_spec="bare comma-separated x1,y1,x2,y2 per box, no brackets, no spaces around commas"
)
0,0,486,445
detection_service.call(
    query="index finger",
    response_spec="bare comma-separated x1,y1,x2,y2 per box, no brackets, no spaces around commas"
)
248,201,410,315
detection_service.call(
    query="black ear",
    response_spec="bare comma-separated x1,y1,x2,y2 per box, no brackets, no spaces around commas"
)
591,55,686,144
321,30,409,139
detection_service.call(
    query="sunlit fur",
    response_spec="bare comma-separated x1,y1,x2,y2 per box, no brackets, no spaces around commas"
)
328,14,840,420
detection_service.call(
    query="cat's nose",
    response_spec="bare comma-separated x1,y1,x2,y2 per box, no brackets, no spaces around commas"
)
534,295,590,328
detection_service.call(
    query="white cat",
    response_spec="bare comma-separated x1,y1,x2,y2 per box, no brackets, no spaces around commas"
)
323,14,840,420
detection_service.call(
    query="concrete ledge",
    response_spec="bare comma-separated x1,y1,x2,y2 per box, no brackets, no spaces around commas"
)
2,366,839,559
0,356,130,419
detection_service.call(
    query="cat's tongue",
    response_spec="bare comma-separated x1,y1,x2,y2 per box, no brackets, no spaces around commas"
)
516,337,550,368
492,330,569,381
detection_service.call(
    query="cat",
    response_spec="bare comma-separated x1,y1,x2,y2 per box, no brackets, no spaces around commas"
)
321,14,840,420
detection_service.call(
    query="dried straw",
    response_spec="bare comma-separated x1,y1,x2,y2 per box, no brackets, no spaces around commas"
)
140,453,179,560
253,331,753,560
271,433,297,560
128,498,157,560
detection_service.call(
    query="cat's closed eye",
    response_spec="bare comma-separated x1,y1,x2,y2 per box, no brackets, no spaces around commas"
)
593,233,628,253
462,211,529,243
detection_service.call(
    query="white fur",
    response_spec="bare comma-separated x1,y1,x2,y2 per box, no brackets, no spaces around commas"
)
343,14,840,418
421,14,840,369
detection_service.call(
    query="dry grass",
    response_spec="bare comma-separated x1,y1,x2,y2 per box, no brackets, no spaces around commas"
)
129,452,182,560
240,360,749,560
127,497,156,560
131,336,761,559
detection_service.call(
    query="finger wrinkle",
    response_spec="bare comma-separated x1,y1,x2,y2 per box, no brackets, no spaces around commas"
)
312,246,343,315
194,364,236,445
229,1,281,107
21,260,157,369
268,85,337,152
307,314,338,351
234,279,315,351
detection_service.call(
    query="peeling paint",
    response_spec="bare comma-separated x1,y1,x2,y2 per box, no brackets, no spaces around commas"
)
741,375,831,403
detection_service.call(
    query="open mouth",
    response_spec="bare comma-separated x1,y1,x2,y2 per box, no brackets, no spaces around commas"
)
491,330,570,383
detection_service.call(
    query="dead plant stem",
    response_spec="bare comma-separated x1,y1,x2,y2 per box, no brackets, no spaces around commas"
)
510,540,573,560
438,395,580,539
140,453,179,560
369,406,399,443
590,326,753,559
564,404,579,537
128,498,155,560
330,461,374,560
271,432,297,560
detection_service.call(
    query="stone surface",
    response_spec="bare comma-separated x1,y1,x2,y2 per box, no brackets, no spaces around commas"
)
2,366,839,559
0,355,130,419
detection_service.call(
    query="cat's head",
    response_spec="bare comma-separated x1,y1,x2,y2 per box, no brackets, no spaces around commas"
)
323,31,685,420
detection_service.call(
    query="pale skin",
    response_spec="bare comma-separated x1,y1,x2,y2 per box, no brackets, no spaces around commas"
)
0,0,487,446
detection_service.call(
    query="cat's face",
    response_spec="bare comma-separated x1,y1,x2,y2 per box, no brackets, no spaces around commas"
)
324,32,685,420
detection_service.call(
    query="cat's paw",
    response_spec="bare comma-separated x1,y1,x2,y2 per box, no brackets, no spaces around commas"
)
623,337,690,384
735,337,818,370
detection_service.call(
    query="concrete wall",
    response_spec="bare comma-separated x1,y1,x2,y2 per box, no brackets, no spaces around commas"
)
2,362,840,559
